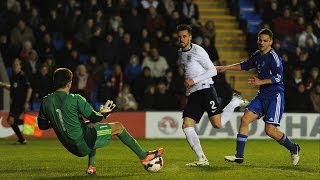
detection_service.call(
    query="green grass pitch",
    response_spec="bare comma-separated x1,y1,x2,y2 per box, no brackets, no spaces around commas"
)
1,138,319,179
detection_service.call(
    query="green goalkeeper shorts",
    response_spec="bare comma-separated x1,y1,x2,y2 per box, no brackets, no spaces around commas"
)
93,122,112,149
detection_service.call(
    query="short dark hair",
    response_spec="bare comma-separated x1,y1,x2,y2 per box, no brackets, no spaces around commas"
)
258,28,273,39
53,68,73,90
176,24,192,34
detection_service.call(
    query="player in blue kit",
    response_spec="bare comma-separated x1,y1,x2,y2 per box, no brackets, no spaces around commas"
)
216,28,300,165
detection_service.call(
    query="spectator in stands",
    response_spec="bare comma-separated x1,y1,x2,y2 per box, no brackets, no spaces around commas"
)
19,40,33,61
90,26,104,55
145,6,167,34
46,8,64,34
117,32,139,67
167,9,186,33
71,64,95,102
298,24,318,48
272,7,297,38
139,0,160,16
116,84,138,111
23,49,41,79
111,64,124,98
0,35,11,67
108,14,123,34
296,48,313,73
262,0,280,24
286,82,314,112
10,19,35,53
305,36,318,64
85,54,103,82
158,34,178,68
56,40,73,67
141,40,152,59
65,49,80,72
151,29,165,48
158,68,175,94
181,0,199,23
82,0,103,17
93,9,107,34
287,67,304,88
202,20,216,44
142,47,169,78
75,17,95,52
124,54,142,85
172,66,186,109
202,36,219,64
31,63,53,101
304,0,318,22
304,67,319,91
116,0,133,18
161,0,176,21
96,63,115,102
64,7,84,39
312,10,320,39
140,28,152,45
288,0,303,15
310,82,320,113
27,6,42,32
190,18,203,43
43,55,56,74
123,8,144,43
281,52,295,84
285,67,304,111
141,84,156,110
38,33,55,60
294,15,306,35
132,66,155,103
154,81,178,110
97,33,118,66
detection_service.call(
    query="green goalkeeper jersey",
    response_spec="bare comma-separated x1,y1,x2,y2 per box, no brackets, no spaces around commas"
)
38,91,104,156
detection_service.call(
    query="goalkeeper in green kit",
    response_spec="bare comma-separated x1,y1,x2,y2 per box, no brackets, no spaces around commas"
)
38,68,164,174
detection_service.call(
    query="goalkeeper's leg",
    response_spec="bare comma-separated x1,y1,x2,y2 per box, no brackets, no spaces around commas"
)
110,122,163,161
87,150,96,174
111,122,147,159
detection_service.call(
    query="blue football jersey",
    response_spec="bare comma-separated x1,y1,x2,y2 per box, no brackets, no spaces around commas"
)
240,49,284,96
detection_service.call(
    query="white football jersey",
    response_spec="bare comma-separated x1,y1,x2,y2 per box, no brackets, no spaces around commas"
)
178,43,217,96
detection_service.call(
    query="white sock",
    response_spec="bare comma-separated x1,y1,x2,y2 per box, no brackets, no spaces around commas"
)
183,127,207,161
220,97,241,127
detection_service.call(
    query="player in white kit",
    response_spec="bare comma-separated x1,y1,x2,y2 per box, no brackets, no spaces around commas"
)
176,24,248,166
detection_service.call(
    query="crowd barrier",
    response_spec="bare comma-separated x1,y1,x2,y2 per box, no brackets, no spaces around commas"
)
0,111,319,139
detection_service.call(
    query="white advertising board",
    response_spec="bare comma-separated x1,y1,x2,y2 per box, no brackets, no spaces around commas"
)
146,112,320,139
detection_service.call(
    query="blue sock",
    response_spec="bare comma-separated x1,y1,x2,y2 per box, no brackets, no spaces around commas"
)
235,134,248,158
278,134,295,152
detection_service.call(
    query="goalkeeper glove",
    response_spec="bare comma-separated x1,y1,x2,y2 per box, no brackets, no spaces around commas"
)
100,100,116,118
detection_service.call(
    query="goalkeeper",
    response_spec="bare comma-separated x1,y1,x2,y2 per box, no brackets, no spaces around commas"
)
38,68,163,174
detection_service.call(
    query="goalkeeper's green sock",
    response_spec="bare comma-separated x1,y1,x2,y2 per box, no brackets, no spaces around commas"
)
118,129,148,160
88,150,96,166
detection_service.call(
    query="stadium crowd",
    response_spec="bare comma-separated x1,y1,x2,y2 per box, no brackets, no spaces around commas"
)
0,0,319,113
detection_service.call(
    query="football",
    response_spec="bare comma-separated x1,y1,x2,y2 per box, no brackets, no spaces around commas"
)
142,156,164,172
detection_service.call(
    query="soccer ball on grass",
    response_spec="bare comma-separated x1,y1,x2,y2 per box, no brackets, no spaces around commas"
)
142,156,164,172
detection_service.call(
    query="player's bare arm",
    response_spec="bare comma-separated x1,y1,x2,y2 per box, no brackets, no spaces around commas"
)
184,79,195,88
216,63,242,73
24,87,32,111
0,81,11,90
